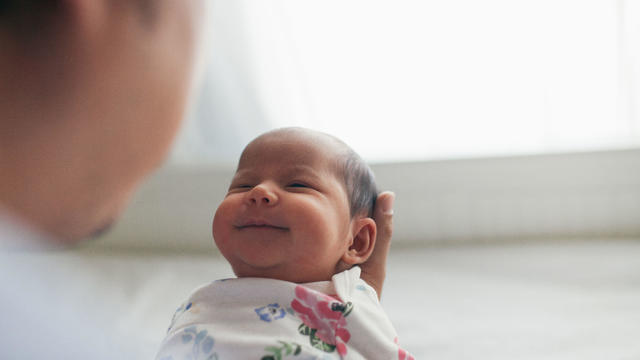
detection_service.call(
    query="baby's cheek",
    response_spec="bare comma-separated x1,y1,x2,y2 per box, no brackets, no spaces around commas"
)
212,221,233,263
212,202,234,245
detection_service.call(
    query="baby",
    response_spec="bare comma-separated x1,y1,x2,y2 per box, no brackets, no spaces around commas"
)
157,128,413,360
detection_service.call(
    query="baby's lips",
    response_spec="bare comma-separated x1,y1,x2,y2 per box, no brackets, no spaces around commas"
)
233,216,288,230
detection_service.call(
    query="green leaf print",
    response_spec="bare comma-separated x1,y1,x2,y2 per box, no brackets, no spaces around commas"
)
262,341,302,360
298,323,311,336
308,329,336,353
330,301,353,317
297,323,337,353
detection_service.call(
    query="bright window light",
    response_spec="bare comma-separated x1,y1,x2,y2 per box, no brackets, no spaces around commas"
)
171,0,640,164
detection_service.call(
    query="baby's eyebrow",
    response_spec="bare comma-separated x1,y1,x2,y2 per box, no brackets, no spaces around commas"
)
228,170,255,186
231,164,326,182
281,165,323,178
231,169,252,179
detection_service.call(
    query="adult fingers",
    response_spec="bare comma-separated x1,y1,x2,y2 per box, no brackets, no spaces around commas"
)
360,191,395,299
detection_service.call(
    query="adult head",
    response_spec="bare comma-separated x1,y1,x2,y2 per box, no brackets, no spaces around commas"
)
0,0,205,243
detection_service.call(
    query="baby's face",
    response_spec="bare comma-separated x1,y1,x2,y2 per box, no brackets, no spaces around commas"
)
212,132,354,283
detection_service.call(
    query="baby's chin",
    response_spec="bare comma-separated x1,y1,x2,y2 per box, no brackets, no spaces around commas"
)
231,263,292,281
231,262,336,284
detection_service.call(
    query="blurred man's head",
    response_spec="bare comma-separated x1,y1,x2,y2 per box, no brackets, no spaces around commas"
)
0,0,205,243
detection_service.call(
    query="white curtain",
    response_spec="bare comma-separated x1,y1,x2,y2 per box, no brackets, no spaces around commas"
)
170,0,640,165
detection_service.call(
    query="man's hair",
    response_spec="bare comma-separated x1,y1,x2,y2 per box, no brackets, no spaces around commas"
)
340,147,378,218
0,0,155,40
0,1,58,19
0,1,60,39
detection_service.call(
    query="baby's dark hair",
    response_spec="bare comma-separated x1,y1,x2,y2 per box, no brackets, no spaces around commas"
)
291,128,379,218
339,146,378,218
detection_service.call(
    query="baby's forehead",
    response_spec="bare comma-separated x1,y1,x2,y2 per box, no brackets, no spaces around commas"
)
239,131,346,170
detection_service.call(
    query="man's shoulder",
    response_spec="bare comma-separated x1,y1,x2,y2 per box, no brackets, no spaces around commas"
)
0,209,54,250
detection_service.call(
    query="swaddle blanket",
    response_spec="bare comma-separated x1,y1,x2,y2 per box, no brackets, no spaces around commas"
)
156,267,414,360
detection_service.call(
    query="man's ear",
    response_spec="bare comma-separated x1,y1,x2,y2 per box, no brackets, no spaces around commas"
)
342,217,377,266
63,0,108,35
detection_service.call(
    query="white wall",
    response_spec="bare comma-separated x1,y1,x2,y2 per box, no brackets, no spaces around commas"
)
376,148,640,244
93,148,640,251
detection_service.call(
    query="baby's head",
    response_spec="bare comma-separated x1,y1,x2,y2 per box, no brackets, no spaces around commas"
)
212,127,378,283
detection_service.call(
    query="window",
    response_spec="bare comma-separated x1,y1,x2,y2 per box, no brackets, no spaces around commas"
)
171,0,640,164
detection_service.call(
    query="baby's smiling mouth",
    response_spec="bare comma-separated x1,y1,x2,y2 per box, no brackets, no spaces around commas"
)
234,220,289,231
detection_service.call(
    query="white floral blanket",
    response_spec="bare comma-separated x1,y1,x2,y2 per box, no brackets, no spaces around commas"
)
156,267,414,360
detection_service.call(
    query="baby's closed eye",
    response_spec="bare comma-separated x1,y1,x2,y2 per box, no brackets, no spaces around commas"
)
287,182,309,188
227,183,254,193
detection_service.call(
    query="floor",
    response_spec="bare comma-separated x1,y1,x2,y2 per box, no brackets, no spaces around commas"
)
14,239,640,359
383,239,640,359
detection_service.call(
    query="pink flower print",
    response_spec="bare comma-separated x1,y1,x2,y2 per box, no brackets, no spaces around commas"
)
395,337,415,360
291,285,352,356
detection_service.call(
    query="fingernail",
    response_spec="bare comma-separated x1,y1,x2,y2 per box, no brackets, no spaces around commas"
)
382,192,395,215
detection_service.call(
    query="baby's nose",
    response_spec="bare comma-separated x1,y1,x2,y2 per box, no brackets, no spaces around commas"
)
246,184,278,206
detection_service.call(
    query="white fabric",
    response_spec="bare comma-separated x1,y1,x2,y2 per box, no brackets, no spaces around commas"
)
156,267,413,360
0,208,53,250
0,211,137,360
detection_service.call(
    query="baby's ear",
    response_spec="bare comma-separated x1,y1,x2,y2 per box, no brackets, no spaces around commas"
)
342,217,377,266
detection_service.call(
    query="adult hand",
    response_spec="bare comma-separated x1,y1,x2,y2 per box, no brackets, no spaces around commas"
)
360,191,395,299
